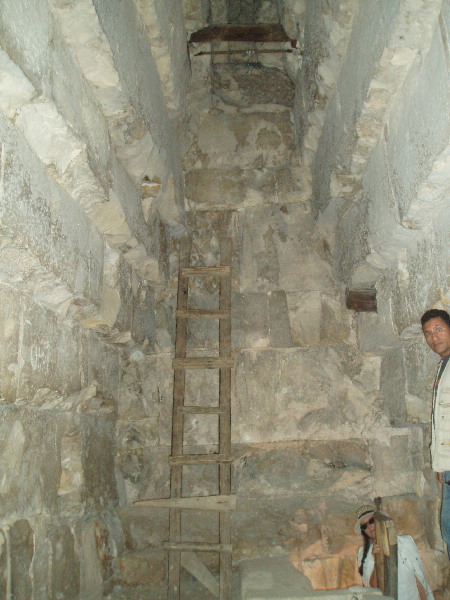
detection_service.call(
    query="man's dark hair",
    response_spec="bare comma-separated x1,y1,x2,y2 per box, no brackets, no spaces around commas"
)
421,308,450,328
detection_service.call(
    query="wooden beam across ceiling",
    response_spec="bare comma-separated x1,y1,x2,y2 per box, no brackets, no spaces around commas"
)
189,23,296,46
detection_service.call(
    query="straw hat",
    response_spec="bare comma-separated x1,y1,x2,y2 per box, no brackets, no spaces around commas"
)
354,504,391,534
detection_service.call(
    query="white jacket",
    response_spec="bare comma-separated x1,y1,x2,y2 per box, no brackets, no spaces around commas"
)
431,359,450,472
358,535,434,600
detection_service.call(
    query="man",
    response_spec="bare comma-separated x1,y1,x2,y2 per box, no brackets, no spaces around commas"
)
355,505,433,599
421,308,450,557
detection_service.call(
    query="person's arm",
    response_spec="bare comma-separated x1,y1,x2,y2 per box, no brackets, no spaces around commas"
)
416,576,428,600
369,543,380,588
438,472,444,484
369,568,378,588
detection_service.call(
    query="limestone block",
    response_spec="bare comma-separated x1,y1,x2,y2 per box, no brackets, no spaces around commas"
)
0,0,52,90
233,290,299,349
0,409,60,515
294,555,358,594
119,507,169,550
79,523,104,600
115,551,166,586
81,330,122,403
320,292,354,345
385,22,449,223
0,531,6,599
233,347,384,444
50,525,80,600
185,166,310,211
0,115,106,305
240,555,313,600
58,419,83,512
117,352,173,425
234,442,371,502
92,0,185,195
15,297,82,399
185,111,294,170
236,204,334,293
116,446,170,506
233,293,271,349
10,519,33,600
81,415,118,510
116,422,166,487
286,291,322,346
0,286,21,402
211,64,295,109
380,350,407,425
370,427,425,497
93,519,115,586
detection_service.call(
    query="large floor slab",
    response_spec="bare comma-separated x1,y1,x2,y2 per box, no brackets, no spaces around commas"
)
240,556,390,600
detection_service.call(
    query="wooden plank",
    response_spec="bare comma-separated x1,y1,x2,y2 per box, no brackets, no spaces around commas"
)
181,553,220,598
169,453,232,466
165,542,232,553
374,497,398,600
133,495,236,511
345,287,377,312
189,23,293,44
176,309,230,319
173,357,234,369
181,266,230,277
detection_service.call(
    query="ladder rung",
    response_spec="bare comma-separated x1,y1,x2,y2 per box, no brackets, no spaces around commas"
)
176,309,230,319
181,266,230,277
180,405,222,414
164,541,232,553
133,494,236,511
169,453,232,466
173,357,234,369
181,406,221,415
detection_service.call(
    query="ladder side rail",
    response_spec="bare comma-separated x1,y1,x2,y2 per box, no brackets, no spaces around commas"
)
219,237,233,599
169,238,192,600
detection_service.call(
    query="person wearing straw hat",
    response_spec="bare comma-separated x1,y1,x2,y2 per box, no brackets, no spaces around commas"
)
355,505,434,600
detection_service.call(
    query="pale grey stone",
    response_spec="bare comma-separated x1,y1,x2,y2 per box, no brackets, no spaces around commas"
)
185,111,294,170
212,64,295,108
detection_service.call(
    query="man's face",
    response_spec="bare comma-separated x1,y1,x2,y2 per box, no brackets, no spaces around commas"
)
422,317,450,359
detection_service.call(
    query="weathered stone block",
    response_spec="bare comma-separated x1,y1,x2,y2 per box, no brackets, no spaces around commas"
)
16,298,82,399
10,519,33,600
0,408,60,515
115,550,166,586
235,204,334,293
81,415,118,510
370,427,425,497
58,417,83,513
185,166,310,212
0,531,7,599
0,286,21,401
212,64,295,108
185,111,294,170
233,347,383,444
286,291,322,346
50,525,80,600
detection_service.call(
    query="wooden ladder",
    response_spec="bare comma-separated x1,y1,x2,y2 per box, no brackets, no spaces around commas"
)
134,236,235,599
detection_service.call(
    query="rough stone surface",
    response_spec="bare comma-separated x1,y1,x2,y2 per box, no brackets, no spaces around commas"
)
0,1,449,598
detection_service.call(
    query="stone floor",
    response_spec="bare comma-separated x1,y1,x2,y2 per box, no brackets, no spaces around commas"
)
106,568,242,600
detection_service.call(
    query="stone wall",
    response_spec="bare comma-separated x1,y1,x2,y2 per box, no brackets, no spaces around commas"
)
0,0,449,597
295,0,450,591
0,0,186,596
